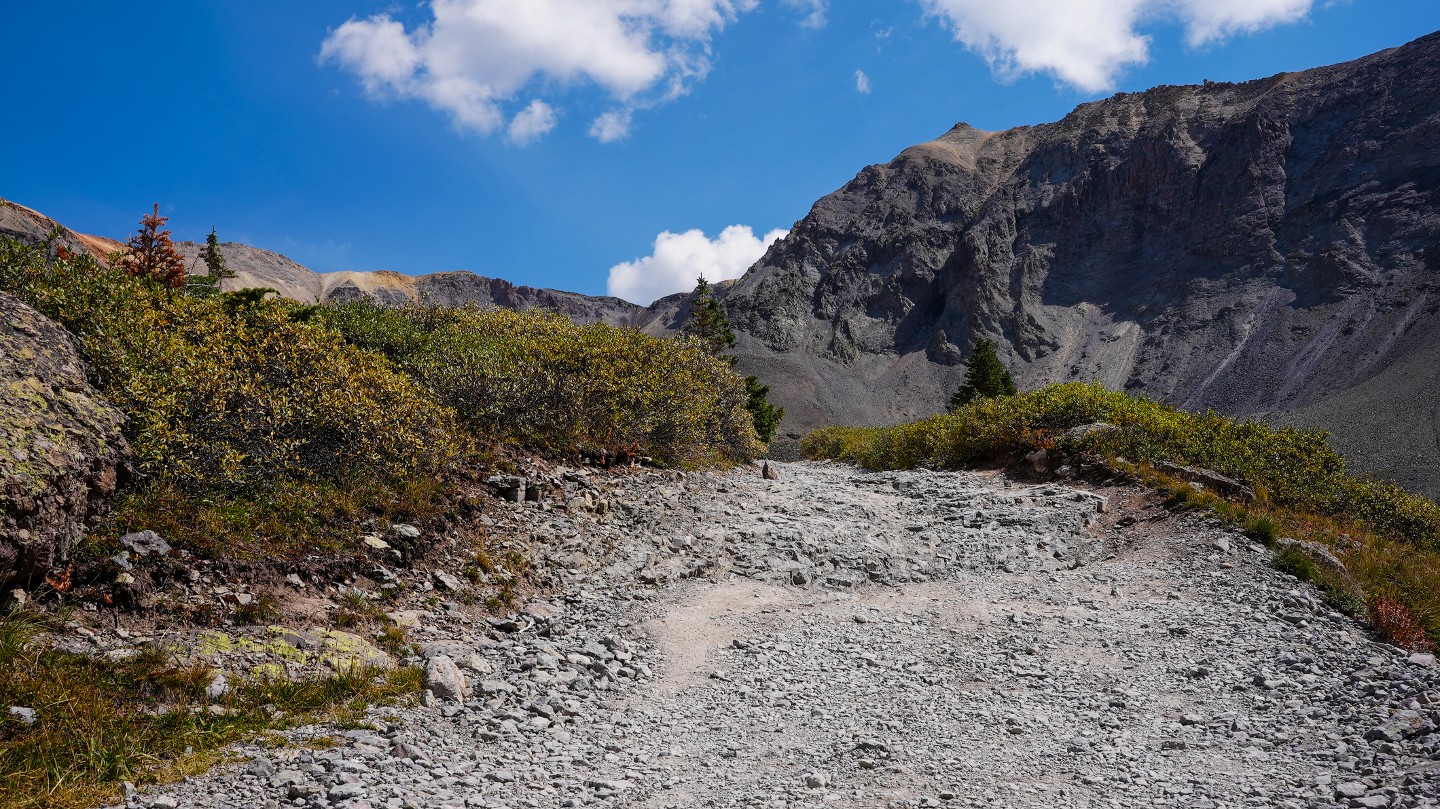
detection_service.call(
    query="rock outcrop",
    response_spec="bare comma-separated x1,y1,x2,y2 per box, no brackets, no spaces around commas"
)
0,292,129,589
716,31,1440,495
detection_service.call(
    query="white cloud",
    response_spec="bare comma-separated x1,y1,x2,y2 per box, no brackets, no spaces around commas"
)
589,109,634,143
920,0,1317,93
507,100,557,144
1177,0,1314,46
783,0,828,28
607,225,788,304
855,69,872,94
320,0,757,142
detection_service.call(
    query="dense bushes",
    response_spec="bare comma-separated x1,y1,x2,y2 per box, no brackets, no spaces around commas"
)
318,301,761,466
0,236,761,522
0,239,462,493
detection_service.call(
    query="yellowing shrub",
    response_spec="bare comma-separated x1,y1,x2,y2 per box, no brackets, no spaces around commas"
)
0,240,463,492
321,302,761,465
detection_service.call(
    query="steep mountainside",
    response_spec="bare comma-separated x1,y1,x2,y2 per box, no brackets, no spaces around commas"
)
719,32,1440,495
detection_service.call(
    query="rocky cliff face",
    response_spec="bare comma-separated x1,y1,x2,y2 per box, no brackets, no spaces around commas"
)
0,292,129,589
719,32,1440,496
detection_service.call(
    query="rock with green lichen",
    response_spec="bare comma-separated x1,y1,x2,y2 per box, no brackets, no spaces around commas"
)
0,292,129,588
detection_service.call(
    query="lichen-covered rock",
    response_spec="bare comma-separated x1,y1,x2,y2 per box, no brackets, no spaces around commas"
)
0,292,129,588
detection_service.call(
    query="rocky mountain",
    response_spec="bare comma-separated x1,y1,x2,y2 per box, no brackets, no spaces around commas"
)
4,32,1438,496
718,31,1440,497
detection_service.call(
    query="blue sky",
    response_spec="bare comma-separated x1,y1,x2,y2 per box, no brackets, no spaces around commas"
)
3,2,1437,303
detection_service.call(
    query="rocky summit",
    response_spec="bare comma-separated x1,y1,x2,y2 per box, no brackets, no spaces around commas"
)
719,33,1440,496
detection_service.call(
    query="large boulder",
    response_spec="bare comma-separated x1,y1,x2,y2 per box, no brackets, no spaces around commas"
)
0,292,129,589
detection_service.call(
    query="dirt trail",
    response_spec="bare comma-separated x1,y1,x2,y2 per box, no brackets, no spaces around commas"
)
137,463,1440,809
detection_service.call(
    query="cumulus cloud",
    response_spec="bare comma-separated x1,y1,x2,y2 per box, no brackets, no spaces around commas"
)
783,0,828,29
507,100,557,144
920,0,1316,93
320,0,757,143
855,69,872,94
607,225,788,305
589,109,634,143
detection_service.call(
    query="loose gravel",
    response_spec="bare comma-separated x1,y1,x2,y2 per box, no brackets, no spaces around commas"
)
127,462,1440,809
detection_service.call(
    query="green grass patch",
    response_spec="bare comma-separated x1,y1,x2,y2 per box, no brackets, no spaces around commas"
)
0,612,421,809
802,382,1440,648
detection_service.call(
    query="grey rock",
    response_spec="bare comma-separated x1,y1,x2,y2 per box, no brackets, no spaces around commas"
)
0,291,130,590
119,530,171,557
7,706,37,725
246,757,277,778
424,655,467,701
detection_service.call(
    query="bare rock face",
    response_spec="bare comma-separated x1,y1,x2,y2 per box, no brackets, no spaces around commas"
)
0,292,129,588
717,32,1440,495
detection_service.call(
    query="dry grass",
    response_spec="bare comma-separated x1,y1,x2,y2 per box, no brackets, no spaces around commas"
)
0,612,422,809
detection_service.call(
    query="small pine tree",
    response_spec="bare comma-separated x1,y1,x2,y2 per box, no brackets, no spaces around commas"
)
682,276,738,357
744,375,784,444
118,204,187,288
949,338,1017,411
681,275,784,443
189,228,236,296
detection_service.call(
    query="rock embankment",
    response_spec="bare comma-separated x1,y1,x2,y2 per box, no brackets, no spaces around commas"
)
135,463,1438,809
1,292,128,591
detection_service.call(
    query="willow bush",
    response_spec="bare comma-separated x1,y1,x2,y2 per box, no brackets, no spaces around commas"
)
319,301,762,466
0,239,462,492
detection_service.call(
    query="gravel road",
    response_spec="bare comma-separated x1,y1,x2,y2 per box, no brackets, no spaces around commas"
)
133,462,1440,809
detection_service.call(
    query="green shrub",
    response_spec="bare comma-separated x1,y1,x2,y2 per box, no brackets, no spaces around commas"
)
802,382,1440,553
0,239,463,493
319,301,762,465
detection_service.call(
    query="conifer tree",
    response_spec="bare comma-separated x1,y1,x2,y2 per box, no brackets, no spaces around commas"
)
118,204,187,288
949,338,1017,411
682,275,784,443
190,228,236,295
683,276,738,356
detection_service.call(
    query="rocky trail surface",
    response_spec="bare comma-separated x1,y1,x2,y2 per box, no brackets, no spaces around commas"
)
137,463,1439,809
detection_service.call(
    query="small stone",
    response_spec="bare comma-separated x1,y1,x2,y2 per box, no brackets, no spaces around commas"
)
362,536,390,551
1408,653,1436,668
804,771,830,789
433,572,465,592
328,781,365,801
487,770,516,783
790,569,811,586
390,743,430,761
206,672,230,700
424,655,468,701
8,706,37,725
1334,782,1368,799
246,756,277,777
149,797,179,808
120,530,171,557
390,524,421,540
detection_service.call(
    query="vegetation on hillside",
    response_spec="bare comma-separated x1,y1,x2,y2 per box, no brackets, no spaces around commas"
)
949,338,1016,411
803,381,1440,649
0,231,762,559
0,612,419,809
682,275,785,443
